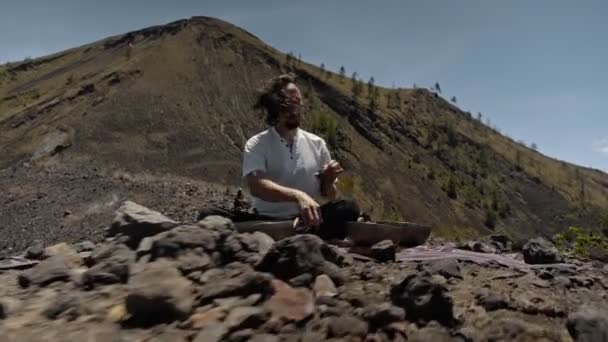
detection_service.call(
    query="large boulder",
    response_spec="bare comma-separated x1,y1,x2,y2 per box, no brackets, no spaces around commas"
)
125,260,194,326
567,306,608,342
107,201,179,247
390,272,455,326
256,235,347,286
523,237,562,264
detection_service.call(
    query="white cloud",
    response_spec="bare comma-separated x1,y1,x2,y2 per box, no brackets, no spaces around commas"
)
592,138,608,155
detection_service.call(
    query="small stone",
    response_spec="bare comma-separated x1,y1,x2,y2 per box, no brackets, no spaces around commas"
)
224,306,269,332
125,260,194,326
390,272,455,326
476,292,509,311
417,259,462,280
522,237,562,264
265,279,314,323
25,240,47,260
313,274,338,298
326,315,368,337
43,294,81,320
363,303,406,328
193,323,229,342
489,234,513,252
0,298,22,319
18,256,71,288
182,307,226,329
106,304,127,323
459,240,496,253
371,240,396,262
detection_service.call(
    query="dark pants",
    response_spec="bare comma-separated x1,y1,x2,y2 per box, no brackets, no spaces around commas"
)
198,199,360,240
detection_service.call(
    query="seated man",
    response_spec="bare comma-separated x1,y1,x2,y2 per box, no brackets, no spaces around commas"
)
199,74,360,240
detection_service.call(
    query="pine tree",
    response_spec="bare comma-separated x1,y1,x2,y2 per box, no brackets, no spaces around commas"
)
367,76,375,96
339,66,346,82
451,96,457,104
434,82,442,94
320,63,325,75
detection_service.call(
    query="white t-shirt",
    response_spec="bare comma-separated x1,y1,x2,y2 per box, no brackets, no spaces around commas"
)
242,126,332,219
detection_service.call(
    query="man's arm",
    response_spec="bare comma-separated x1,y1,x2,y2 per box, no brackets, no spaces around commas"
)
320,177,338,201
247,172,323,227
247,171,302,203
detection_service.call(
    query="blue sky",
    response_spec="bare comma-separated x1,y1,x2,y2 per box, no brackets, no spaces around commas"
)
1,0,607,171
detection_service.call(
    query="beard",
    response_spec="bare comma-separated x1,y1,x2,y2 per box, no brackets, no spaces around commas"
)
285,118,300,129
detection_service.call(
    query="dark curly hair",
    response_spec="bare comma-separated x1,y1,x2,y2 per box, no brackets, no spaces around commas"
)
253,73,296,125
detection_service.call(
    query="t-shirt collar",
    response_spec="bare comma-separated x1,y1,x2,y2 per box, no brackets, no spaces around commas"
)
270,126,300,143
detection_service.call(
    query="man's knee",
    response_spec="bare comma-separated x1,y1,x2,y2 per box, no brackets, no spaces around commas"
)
319,199,360,239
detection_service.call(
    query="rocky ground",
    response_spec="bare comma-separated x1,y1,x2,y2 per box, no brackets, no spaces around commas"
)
1,201,608,342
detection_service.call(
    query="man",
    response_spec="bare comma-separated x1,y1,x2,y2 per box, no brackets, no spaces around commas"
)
199,74,360,240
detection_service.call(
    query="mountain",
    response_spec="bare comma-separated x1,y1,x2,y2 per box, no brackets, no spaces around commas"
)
1,16,607,252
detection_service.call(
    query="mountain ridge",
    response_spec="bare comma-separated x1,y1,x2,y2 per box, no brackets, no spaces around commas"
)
1,16,607,252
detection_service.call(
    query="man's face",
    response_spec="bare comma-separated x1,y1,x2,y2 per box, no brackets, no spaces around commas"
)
278,83,303,129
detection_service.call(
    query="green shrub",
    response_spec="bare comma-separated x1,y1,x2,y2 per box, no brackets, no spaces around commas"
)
310,111,338,148
553,226,608,259
484,210,497,229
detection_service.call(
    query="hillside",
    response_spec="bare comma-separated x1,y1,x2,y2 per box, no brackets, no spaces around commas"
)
1,16,608,253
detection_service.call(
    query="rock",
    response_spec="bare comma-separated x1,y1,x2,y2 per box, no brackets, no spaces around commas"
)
476,292,510,311
176,250,212,275
0,298,21,319
74,241,96,252
81,243,135,289
182,307,226,329
214,294,263,311
587,245,608,263
193,322,229,342
256,234,347,285
481,317,562,341
249,334,279,342
222,232,275,265
196,263,273,305
125,259,194,326
489,234,513,252
107,201,179,246
45,242,83,268
265,279,315,323
106,304,127,323
458,240,496,254
224,306,269,332
150,225,220,259
25,240,47,260
522,237,562,264
567,306,608,342
289,273,314,287
313,274,338,298
197,215,236,236
326,315,369,338
570,276,594,288
390,272,455,326
370,240,396,262
417,259,462,280
408,323,455,342
362,303,406,328
43,294,81,320
18,256,71,288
